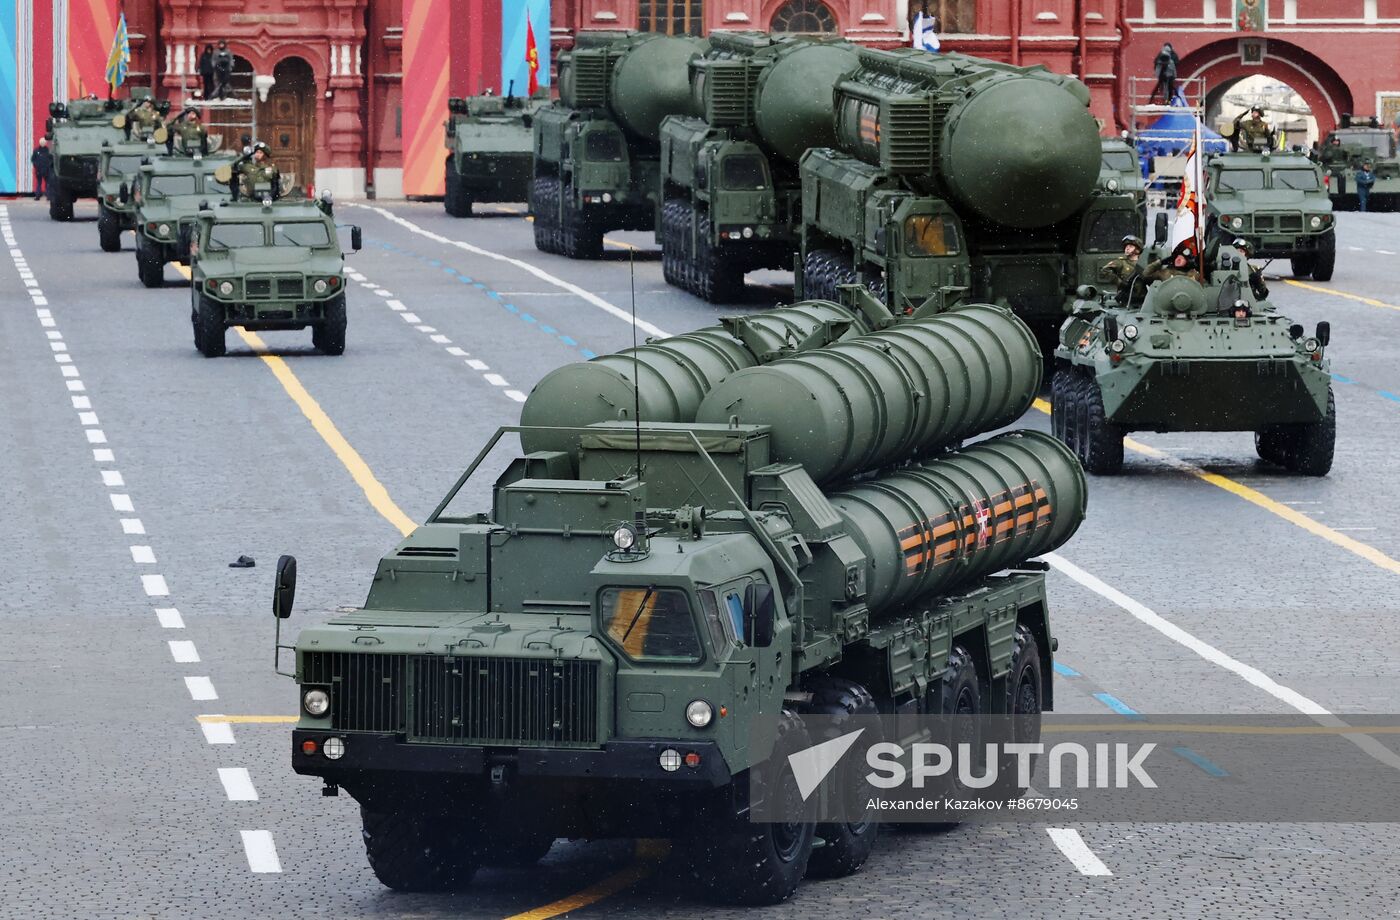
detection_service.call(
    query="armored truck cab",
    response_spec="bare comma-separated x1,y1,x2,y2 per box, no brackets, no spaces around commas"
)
130,153,240,287
1319,115,1400,212
443,91,549,216
45,99,127,221
1099,137,1146,205
96,139,162,252
189,198,360,357
1204,151,1335,280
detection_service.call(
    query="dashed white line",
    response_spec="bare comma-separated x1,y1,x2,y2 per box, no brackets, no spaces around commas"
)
504,389,527,403
400,312,422,323
59,364,78,376
385,299,406,311
155,608,185,629
430,334,450,344
465,358,489,371
446,346,467,357
1046,829,1113,876
66,380,84,391
103,470,126,487
79,411,99,425
93,448,113,461
1377,249,1396,255
51,340,67,351
168,640,200,663
201,721,236,745
240,830,283,873
218,768,260,802
483,373,508,387
121,518,145,534
142,574,170,597
130,545,157,564
71,394,91,408
85,429,107,444
185,676,218,700
110,494,135,512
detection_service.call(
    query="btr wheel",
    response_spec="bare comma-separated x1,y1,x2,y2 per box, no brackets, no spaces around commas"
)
48,181,74,221
444,159,473,217
800,678,881,880
1081,378,1124,475
1284,386,1336,476
1290,253,1317,278
479,833,554,868
361,806,480,892
136,238,165,288
995,624,1044,800
1050,369,1074,445
311,295,347,355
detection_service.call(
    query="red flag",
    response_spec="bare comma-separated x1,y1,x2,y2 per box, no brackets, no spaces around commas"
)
525,16,540,96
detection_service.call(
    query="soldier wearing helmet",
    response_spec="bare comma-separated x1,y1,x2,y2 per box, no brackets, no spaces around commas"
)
1232,237,1270,300
235,141,281,201
1100,234,1145,304
1232,106,1275,152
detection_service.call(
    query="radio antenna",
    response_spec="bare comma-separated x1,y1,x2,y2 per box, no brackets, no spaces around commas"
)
629,249,643,482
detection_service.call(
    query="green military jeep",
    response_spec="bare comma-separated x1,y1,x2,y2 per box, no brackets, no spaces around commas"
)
130,153,240,287
1204,150,1335,280
189,198,361,357
96,139,161,252
45,99,127,221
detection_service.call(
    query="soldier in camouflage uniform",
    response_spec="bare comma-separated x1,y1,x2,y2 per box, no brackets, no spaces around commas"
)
235,142,282,201
1232,106,1275,153
125,99,166,141
166,109,210,156
1141,240,1202,284
1099,234,1144,303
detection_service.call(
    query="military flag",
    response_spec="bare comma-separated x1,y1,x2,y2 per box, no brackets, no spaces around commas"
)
1168,117,1205,255
105,11,130,94
912,11,940,53
526,14,540,96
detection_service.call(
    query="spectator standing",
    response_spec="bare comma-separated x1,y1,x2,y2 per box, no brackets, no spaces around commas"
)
31,138,52,201
198,44,215,99
1150,43,1179,105
213,41,235,100
1356,161,1376,212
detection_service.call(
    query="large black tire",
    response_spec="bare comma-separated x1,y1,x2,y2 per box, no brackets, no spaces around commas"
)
1285,386,1336,476
444,158,473,217
1311,230,1336,282
361,806,480,892
136,237,165,288
995,624,1044,799
530,175,559,254
801,678,882,880
560,204,603,260
1290,253,1316,278
1080,377,1124,475
312,295,347,355
98,206,123,252
697,710,815,905
479,833,555,868
48,181,74,221
660,198,682,287
694,212,742,303
1050,368,1074,446
194,293,226,357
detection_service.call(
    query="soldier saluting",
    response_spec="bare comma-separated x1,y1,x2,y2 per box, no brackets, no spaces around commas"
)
166,109,210,156
231,142,282,200
125,98,166,141
1232,106,1275,152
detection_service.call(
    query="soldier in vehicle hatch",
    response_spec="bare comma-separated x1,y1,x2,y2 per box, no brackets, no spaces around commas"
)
1100,234,1144,303
1142,240,1201,284
167,109,210,156
234,142,281,200
1232,106,1275,153
125,98,166,141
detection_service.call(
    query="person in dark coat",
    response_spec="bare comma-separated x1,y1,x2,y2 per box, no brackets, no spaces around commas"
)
213,41,235,100
31,138,52,200
1356,161,1377,211
1150,43,1180,105
198,44,215,99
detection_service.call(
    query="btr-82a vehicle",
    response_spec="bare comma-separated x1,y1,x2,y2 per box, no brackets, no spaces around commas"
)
189,197,361,357
1203,150,1335,281
1052,241,1335,476
130,152,240,287
96,138,163,252
45,99,127,220
443,88,548,217
1319,114,1400,212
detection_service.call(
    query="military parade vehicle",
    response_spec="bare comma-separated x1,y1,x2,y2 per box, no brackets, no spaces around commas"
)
188,197,361,357
44,98,128,221
657,32,859,301
1319,114,1400,212
277,295,1086,904
443,87,550,217
1051,240,1335,476
532,31,708,258
95,137,163,252
1100,136,1146,205
795,48,1135,348
1203,150,1336,280
130,152,240,287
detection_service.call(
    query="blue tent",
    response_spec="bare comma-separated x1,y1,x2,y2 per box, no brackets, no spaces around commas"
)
1136,108,1230,158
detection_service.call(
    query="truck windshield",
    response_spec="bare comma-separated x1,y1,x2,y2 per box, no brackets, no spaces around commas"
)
1271,169,1320,190
601,586,701,663
207,222,266,249
1083,209,1141,252
149,175,197,197
273,222,331,247
903,214,961,256
1102,151,1137,172
584,131,624,162
1216,169,1265,191
722,155,767,190
1343,131,1394,156
105,156,143,178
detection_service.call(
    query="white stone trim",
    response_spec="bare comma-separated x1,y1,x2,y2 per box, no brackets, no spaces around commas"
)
316,166,366,199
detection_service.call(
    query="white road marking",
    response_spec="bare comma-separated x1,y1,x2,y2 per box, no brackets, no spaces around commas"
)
168,640,200,663
51,341,67,351
1377,249,1396,255
155,608,185,628
218,768,259,801
40,317,55,327
483,373,508,387
59,363,78,375
185,676,218,700
505,390,527,402
79,411,99,425
201,721,236,744
111,494,135,512
55,353,73,363
446,346,467,357
1046,829,1113,876
85,429,107,444
102,470,125,486
375,288,393,297
400,312,421,323
130,545,157,564
465,359,489,371
71,394,91,408
142,574,170,597
47,330,62,339
66,380,85,391
386,299,406,311
93,448,113,462
240,830,282,873
1348,245,1365,251
120,518,144,534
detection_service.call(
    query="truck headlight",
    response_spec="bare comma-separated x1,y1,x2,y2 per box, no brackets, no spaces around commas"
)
1230,217,1243,229
158,223,170,237
685,700,713,728
658,748,682,772
303,688,330,717
1302,336,1320,353
1110,339,1126,353
322,737,346,760
218,281,234,296
1310,215,1322,229
313,278,328,294
1122,323,1139,341
602,192,613,203
1107,178,1120,192
742,226,753,239
612,525,637,551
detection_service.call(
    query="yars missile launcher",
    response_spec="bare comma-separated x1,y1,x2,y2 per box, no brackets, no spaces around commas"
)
797,48,1135,344
657,32,859,302
443,89,550,217
1319,114,1400,213
96,138,165,252
281,302,1087,905
1051,242,1335,476
130,153,240,287
532,31,708,258
44,99,128,221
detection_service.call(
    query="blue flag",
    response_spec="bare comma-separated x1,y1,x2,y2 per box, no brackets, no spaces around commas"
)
106,12,130,92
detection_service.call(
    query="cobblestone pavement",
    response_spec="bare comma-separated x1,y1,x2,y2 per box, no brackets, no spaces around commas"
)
2,198,1398,919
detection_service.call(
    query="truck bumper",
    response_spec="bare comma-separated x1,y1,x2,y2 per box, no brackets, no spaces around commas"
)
1244,234,1326,258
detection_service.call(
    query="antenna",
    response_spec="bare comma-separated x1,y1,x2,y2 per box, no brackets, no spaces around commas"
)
629,249,643,481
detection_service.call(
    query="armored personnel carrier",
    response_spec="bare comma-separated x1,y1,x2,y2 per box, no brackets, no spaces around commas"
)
44,99,127,221
1051,241,1335,475
443,88,549,217
1319,114,1400,212
1203,150,1335,280
532,31,708,258
96,138,162,252
277,299,1086,904
130,153,240,287
188,197,360,357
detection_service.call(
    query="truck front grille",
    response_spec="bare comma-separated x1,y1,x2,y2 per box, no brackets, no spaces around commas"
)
1255,212,1303,233
245,275,301,300
301,652,601,748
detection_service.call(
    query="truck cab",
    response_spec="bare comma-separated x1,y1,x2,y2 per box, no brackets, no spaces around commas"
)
96,139,162,251
1204,150,1335,280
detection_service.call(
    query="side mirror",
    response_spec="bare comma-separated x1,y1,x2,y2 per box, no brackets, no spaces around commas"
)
1316,321,1330,347
742,583,776,648
350,225,362,252
118,183,129,204
273,554,297,620
1154,211,1169,246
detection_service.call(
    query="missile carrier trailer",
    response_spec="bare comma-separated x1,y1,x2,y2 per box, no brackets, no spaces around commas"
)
281,303,1087,905
532,31,708,258
443,90,549,217
657,32,859,301
45,99,128,221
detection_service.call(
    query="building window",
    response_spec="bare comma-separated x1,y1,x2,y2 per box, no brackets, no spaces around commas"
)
771,0,838,32
638,0,703,35
910,0,975,33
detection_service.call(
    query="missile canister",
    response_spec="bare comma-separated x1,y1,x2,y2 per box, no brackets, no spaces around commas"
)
559,32,707,143
831,430,1086,610
831,47,1101,228
695,303,1041,485
520,300,870,454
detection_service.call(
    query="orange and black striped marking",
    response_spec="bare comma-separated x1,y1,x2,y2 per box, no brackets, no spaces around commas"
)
898,482,1052,574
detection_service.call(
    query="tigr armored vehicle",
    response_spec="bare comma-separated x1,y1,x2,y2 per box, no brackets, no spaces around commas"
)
1052,241,1335,476
96,138,163,252
279,299,1087,905
443,89,550,217
189,198,361,357
532,31,708,258
1099,137,1146,205
1319,115,1400,212
1203,150,1335,281
657,32,859,301
44,99,127,221
130,153,240,287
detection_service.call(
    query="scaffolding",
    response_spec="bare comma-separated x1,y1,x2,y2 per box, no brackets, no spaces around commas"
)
170,70,258,155
1126,75,1209,212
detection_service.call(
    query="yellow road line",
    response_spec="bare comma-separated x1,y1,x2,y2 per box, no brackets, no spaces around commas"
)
1284,278,1400,312
1032,398,1400,576
197,715,298,724
503,840,670,920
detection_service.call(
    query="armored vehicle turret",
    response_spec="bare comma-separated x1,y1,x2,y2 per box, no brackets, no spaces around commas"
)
1319,114,1400,212
1203,150,1335,280
531,31,708,258
96,138,163,252
130,152,240,287
44,99,128,221
443,88,550,217
1051,241,1335,475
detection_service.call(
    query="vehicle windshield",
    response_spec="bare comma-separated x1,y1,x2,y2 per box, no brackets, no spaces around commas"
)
105,155,143,178
1083,208,1142,252
148,174,198,197
1340,131,1394,156
1216,169,1266,191
1272,169,1320,190
584,131,624,162
206,222,266,250
600,586,701,663
903,214,961,257
273,222,331,247
722,155,768,190
1102,151,1137,172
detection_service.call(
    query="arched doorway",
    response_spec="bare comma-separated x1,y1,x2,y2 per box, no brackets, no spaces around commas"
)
1178,39,1351,137
1205,75,1317,150
257,57,317,193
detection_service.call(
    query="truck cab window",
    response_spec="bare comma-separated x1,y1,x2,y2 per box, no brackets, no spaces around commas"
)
1083,209,1140,252
1271,169,1319,191
149,174,197,197
903,214,960,256
585,131,624,162
601,586,702,663
721,155,767,190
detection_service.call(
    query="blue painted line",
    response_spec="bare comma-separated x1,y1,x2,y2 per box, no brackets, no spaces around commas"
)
1172,746,1229,777
1330,373,1354,384
580,349,597,360
460,276,473,284
474,282,487,289
503,303,519,313
521,314,537,324
559,336,577,347
428,259,441,267
540,325,557,335
1379,390,1400,403
442,266,457,275
1092,692,1145,720
487,290,502,299
1052,661,1081,677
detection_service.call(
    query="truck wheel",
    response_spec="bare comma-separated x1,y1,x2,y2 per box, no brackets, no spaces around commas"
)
361,806,479,892
1289,253,1316,278
444,160,472,217
1081,378,1124,475
1283,386,1336,476
49,181,74,221
1050,369,1074,446
195,293,227,358
994,624,1044,800
98,206,123,252
1311,231,1336,282
312,295,348,355
136,238,165,288
479,833,554,868
698,710,814,905
530,176,557,254
562,216,603,260
1254,425,1288,467
660,199,679,286
801,678,881,880
696,213,741,303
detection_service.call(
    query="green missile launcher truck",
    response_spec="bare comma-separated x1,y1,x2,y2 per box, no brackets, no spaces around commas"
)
44,99,127,221
96,138,163,252
1100,137,1146,205
657,32,859,302
532,31,707,258
443,87,549,217
1203,150,1335,281
280,300,1087,905
1319,114,1400,212
130,152,240,287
